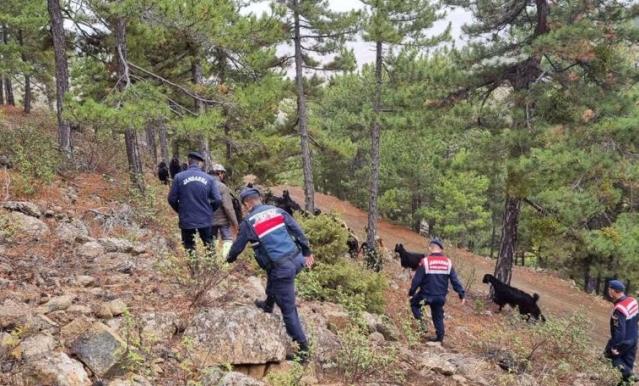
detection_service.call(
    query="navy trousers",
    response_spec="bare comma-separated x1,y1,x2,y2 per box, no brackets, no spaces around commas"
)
613,343,637,382
181,226,214,252
410,292,446,340
262,254,307,344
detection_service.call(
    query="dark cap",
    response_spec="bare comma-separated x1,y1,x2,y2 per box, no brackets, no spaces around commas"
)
429,237,444,249
188,151,205,162
240,187,261,203
609,280,626,292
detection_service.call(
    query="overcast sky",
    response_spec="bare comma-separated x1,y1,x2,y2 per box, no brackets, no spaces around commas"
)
243,0,473,69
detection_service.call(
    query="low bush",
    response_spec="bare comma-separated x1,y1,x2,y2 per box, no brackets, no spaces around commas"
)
476,312,621,385
294,212,348,264
298,258,387,314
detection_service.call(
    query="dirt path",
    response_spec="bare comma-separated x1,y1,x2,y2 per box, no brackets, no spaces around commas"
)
273,186,612,346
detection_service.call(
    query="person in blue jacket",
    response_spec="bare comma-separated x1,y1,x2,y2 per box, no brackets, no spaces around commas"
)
167,152,221,259
408,237,465,343
226,187,315,362
605,280,638,384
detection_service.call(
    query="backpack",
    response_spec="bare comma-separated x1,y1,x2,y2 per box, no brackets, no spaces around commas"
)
231,193,243,223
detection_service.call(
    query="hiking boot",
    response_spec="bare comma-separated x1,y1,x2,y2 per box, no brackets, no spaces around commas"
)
427,336,443,343
254,299,273,313
286,342,310,364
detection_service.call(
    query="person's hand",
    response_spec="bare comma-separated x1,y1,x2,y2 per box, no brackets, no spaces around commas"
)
232,224,239,236
305,255,315,268
611,348,620,356
461,298,466,305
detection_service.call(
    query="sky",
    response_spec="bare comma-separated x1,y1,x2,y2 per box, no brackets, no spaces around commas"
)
243,0,473,69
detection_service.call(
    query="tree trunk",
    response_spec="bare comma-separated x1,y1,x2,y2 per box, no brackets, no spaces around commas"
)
366,40,383,248
293,1,315,212
114,17,145,193
145,122,158,166
0,77,4,105
2,25,15,106
191,57,212,171
494,196,522,284
18,30,31,113
158,121,169,163
47,0,71,156
172,140,180,159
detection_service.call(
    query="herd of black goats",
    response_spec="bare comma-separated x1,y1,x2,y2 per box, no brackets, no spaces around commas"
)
158,160,545,322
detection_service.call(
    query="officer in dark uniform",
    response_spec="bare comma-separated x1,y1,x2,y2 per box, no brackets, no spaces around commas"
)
408,237,465,343
167,152,221,256
226,187,315,362
605,280,638,383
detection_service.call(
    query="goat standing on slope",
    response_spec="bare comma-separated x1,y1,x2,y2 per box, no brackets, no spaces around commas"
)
394,243,425,270
482,274,545,321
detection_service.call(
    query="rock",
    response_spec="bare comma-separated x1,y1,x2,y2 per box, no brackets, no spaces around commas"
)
325,309,351,332
0,299,31,329
452,374,468,385
299,304,341,365
361,312,399,341
22,352,91,386
139,312,179,345
75,275,96,287
96,303,114,319
184,306,288,366
108,375,152,386
205,274,266,305
77,241,105,259
7,211,49,241
70,322,126,377
99,238,134,253
368,332,385,345
94,253,134,272
132,244,146,255
17,333,56,360
202,368,265,386
0,331,16,358
2,201,41,218
61,316,93,346
108,299,128,316
420,354,457,376
0,155,12,168
56,220,90,243
41,294,75,313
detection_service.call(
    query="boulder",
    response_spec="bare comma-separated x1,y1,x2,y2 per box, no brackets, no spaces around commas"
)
56,220,90,243
7,211,49,241
94,253,135,272
77,241,105,259
420,354,457,376
22,352,91,386
0,299,31,329
205,275,265,306
99,238,134,253
202,368,265,386
70,322,126,377
139,311,179,345
107,299,128,316
184,306,288,366
41,294,75,313
2,201,41,218
362,312,400,341
17,333,56,360
75,275,96,287
61,316,93,347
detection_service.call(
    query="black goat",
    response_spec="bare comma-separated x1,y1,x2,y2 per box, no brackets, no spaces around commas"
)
347,235,359,259
158,161,170,185
482,274,545,321
265,190,306,216
394,243,425,271
169,157,181,179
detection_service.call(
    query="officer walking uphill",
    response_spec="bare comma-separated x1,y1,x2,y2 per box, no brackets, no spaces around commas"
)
167,152,221,267
604,280,638,384
208,164,238,259
408,237,465,343
226,187,314,362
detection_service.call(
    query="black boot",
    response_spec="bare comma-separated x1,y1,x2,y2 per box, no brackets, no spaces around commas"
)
254,299,273,313
427,336,443,343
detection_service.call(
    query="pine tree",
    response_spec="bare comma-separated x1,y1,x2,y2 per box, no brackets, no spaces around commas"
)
47,0,71,156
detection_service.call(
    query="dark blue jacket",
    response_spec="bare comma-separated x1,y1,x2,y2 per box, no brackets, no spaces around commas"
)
167,165,221,229
408,253,465,299
227,204,311,271
607,296,639,355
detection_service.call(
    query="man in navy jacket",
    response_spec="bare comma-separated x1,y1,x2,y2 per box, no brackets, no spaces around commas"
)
605,280,638,383
168,152,221,258
227,187,314,362
409,238,465,343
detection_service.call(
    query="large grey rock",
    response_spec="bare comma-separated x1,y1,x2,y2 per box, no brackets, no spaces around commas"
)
202,368,265,386
99,237,134,253
362,312,400,341
70,322,126,377
22,352,91,386
420,354,457,376
139,311,179,345
18,333,56,360
184,306,288,366
7,211,49,241
0,299,31,329
2,201,41,218
56,219,90,243
77,241,105,259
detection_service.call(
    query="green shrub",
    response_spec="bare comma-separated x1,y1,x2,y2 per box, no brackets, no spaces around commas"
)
0,126,59,195
294,213,348,264
298,258,387,314
477,312,621,385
